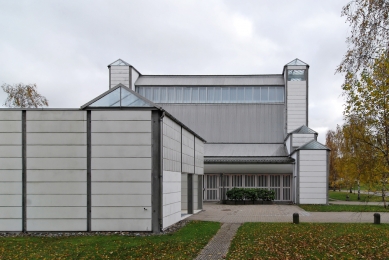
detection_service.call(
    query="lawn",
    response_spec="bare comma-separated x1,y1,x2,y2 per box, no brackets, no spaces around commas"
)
227,223,389,259
0,221,220,260
299,204,389,212
329,190,384,202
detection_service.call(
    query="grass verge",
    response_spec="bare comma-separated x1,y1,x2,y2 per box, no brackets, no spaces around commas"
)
227,223,389,259
0,221,220,260
329,191,384,202
299,204,389,212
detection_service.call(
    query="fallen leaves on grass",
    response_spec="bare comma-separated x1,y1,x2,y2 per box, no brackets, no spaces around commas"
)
227,223,389,259
0,221,220,260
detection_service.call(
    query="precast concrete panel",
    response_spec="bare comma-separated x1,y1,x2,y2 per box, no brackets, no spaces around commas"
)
27,111,86,121
110,66,130,88
182,128,194,174
181,173,188,210
91,133,151,145
162,171,181,229
0,111,22,231
92,219,151,232
91,110,152,231
195,137,204,175
298,150,327,204
91,121,151,133
92,170,151,182
91,110,150,121
26,111,87,231
131,69,140,90
287,81,307,133
193,175,198,210
163,117,181,172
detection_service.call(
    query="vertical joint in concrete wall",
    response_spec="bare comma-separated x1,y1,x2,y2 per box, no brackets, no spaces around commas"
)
87,111,91,231
198,175,203,210
22,110,26,232
151,110,162,233
297,152,300,204
188,174,193,214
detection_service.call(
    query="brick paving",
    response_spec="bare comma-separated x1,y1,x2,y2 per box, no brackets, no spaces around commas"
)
195,223,241,260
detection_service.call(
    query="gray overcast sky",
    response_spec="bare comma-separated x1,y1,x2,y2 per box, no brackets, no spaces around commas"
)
0,0,349,143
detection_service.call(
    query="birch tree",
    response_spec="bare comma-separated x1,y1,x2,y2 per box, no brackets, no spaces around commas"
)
1,83,49,108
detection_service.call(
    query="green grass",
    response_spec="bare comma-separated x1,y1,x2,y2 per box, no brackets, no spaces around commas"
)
227,223,389,259
300,204,389,212
329,190,384,202
0,221,220,260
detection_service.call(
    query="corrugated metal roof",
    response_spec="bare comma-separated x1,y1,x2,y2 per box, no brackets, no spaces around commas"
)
159,104,285,143
135,75,284,86
297,140,330,150
205,157,294,164
291,125,317,134
205,143,287,157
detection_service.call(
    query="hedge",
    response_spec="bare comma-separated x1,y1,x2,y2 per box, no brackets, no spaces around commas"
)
226,187,275,202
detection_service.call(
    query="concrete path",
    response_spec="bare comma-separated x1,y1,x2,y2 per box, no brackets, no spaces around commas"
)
330,200,388,206
188,202,389,223
195,223,241,260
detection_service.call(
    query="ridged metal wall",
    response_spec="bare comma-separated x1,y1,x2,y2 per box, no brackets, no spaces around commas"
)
159,104,285,143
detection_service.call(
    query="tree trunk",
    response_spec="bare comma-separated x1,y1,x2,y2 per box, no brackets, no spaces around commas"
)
357,181,361,200
382,186,387,209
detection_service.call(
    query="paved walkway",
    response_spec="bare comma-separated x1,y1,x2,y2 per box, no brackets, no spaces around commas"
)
195,223,240,260
188,202,389,223
190,202,389,259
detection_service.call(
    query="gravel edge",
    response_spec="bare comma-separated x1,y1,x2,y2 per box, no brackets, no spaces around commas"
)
0,220,190,238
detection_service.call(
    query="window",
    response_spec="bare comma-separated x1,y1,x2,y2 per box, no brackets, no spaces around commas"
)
136,86,285,103
288,70,306,81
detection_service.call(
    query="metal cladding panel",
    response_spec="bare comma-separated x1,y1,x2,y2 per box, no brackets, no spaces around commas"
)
135,75,284,86
204,143,287,157
159,104,285,143
292,133,316,148
163,116,181,172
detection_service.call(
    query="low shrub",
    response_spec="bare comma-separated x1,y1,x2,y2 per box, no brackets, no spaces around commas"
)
244,188,258,202
226,188,275,202
226,187,245,201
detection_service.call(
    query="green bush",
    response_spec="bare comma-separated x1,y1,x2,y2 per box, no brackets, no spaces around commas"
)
244,188,258,201
226,188,275,201
226,187,245,201
261,189,276,201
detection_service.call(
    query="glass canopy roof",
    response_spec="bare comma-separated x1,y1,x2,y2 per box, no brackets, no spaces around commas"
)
88,86,152,107
286,59,308,66
108,59,131,66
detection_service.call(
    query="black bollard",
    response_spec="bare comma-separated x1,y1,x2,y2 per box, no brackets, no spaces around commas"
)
293,213,299,224
374,213,381,224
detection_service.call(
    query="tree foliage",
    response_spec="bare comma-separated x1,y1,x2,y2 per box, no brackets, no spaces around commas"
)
340,53,389,207
1,83,49,108
337,0,389,74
